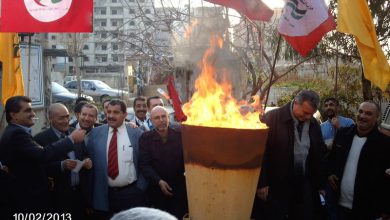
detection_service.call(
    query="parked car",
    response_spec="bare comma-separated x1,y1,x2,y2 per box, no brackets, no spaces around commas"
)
63,75,78,85
64,79,129,102
51,82,93,105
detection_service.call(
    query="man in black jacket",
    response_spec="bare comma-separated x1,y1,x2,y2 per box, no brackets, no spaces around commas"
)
256,90,325,220
0,96,85,216
327,101,390,220
34,103,92,219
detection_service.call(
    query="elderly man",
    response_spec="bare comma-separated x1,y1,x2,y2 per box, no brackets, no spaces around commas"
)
0,96,85,215
139,106,187,219
34,103,92,219
256,90,325,220
326,101,390,220
87,99,147,219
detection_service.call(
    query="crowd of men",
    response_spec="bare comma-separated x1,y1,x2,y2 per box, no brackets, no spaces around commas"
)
0,90,389,220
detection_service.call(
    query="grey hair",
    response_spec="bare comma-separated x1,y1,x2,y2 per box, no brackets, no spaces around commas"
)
48,103,68,118
294,89,320,109
110,207,177,220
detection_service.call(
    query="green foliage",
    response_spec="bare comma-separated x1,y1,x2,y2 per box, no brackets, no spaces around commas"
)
276,65,363,120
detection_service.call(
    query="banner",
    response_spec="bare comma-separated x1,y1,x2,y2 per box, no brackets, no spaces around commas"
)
278,0,336,57
338,0,390,91
205,0,274,22
0,33,25,105
0,0,92,32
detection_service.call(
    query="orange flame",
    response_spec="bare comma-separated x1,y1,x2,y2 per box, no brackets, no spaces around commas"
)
182,35,267,129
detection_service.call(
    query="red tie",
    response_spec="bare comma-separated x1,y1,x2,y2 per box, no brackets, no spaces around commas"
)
108,128,119,179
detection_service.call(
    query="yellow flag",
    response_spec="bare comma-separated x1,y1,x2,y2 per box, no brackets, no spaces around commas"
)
0,33,25,105
337,0,390,91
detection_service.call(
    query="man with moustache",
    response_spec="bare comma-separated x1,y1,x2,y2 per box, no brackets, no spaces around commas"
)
87,99,147,219
34,103,92,219
326,101,390,220
139,106,187,219
256,90,325,220
0,96,86,216
133,96,148,128
320,98,354,150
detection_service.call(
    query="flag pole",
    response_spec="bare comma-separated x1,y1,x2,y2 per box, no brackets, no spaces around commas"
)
27,34,32,97
263,34,282,111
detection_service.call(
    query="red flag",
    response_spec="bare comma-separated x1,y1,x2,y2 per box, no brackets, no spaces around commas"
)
205,0,274,22
278,0,336,57
167,75,187,122
0,0,92,32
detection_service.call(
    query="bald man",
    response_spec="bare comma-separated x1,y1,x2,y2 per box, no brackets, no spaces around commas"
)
139,106,187,219
34,103,92,219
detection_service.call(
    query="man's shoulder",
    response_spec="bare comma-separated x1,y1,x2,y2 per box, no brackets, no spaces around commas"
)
34,128,52,138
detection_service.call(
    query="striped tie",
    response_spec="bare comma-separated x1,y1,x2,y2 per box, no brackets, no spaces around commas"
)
108,128,119,179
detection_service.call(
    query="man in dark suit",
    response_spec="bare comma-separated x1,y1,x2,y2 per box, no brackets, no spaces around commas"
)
34,103,92,220
139,106,187,219
326,101,390,220
86,99,148,219
0,96,86,216
255,90,325,220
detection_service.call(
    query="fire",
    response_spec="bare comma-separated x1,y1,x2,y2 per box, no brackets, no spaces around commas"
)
182,35,267,129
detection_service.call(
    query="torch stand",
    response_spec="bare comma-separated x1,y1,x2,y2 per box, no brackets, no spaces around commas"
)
181,124,268,220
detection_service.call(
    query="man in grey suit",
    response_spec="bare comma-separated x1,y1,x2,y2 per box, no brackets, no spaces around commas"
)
87,100,148,219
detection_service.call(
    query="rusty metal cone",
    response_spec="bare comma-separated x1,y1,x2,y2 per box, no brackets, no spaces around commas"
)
182,124,268,220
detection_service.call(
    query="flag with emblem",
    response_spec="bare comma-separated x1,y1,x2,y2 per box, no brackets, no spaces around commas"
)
278,0,336,57
0,0,92,32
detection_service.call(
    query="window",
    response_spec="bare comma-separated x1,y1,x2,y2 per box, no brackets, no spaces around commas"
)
101,33,107,38
112,55,119,62
51,45,56,49
112,9,117,15
101,9,106,15
145,32,152,38
51,35,56,40
83,45,89,50
102,45,107,50
102,57,108,62
144,9,151,14
84,56,89,62
65,81,77,89
101,21,106,26
129,21,135,26
113,44,119,50
112,0,117,2
68,57,73,62
140,0,145,2
129,9,135,14
112,21,117,26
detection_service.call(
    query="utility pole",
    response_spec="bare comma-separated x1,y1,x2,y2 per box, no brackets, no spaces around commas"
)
73,33,81,97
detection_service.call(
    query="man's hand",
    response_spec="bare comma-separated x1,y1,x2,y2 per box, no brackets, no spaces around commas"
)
69,129,86,144
331,117,340,129
257,186,269,201
0,165,9,173
83,158,93,170
62,159,77,171
385,168,390,177
159,180,173,197
328,175,339,191
128,122,137,128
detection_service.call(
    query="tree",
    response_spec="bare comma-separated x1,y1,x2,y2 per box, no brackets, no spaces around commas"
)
320,0,390,100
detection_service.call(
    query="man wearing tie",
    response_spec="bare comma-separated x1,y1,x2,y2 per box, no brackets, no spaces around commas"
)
87,99,147,219
34,103,92,219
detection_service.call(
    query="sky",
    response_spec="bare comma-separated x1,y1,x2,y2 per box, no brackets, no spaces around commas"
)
154,0,285,9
